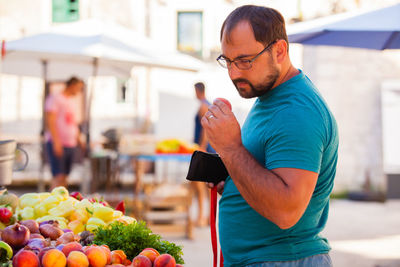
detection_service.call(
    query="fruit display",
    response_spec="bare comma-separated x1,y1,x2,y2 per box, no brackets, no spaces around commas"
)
0,187,184,266
11,187,134,235
155,139,198,154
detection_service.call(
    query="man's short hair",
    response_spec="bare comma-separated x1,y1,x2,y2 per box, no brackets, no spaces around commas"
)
66,76,83,87
220,5,288,48
194,82,205,93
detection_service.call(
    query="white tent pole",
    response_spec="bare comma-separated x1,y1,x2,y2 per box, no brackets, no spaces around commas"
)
85,57,98,155
38,59,48,192
0,40,5,135
80,57,98,195
0,55,2,135
143,66,152,133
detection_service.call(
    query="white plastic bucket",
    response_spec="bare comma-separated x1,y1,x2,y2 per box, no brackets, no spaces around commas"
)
0,140,28,185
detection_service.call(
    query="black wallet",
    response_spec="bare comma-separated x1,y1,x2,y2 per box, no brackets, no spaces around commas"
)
186,150,229,184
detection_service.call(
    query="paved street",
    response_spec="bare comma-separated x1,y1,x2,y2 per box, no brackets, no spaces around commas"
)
171,199,400,267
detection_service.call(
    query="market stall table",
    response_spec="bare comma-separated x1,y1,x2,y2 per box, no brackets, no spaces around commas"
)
131,153,192,196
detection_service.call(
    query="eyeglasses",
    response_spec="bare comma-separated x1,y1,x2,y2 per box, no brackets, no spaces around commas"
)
216,40,277,70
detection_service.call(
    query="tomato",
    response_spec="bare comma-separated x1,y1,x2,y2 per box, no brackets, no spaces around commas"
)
0,207,13,224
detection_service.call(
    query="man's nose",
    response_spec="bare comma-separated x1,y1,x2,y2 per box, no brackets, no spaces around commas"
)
228,64,243,80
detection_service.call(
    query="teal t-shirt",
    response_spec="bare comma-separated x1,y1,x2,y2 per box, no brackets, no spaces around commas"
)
219,70,339,266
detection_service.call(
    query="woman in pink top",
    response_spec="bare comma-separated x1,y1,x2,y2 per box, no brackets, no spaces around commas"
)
45,77,85,190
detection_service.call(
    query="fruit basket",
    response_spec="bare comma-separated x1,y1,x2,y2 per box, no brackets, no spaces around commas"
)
118,135,199,156
0,187,184,266
118,134,157,155
155,139,198,154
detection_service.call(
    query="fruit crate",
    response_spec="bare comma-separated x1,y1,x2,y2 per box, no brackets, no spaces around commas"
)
143,183,193,239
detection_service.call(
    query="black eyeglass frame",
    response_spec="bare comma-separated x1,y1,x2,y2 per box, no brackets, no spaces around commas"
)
216,40,277,70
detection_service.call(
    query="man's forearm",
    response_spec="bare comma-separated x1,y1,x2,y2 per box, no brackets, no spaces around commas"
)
219,145,300,229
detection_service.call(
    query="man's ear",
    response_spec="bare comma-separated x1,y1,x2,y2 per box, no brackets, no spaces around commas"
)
275,39,288,64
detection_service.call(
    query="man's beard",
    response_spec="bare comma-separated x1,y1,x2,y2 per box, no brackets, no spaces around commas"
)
232,66,280,99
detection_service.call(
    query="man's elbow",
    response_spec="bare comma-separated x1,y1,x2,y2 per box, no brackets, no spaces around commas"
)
276,220,296,230
273,212,302,230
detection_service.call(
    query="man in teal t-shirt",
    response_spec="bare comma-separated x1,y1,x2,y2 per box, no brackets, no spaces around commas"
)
201,5,338,267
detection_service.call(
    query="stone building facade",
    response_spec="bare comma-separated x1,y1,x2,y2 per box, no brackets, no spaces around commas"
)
303,45,400,193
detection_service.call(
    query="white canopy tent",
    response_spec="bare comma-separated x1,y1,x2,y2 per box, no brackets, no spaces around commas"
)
0,20,205,187
1,19,205,134
2,19,204,79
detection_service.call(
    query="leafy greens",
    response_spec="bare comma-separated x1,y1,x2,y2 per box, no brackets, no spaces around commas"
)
93,221,184,264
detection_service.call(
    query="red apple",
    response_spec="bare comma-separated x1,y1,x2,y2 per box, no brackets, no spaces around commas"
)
215,98,232,111
0,207,13,224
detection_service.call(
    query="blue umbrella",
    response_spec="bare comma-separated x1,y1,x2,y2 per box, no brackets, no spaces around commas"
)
288,3,400,50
